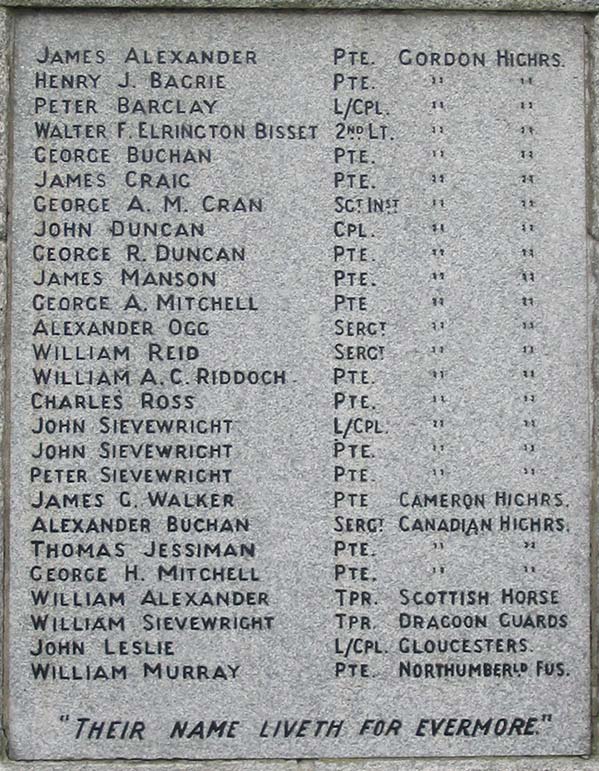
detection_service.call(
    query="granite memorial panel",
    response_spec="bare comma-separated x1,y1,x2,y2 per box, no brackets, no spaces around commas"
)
5,10,591,760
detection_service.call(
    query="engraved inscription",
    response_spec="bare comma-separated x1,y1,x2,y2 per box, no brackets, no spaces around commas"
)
7,10,589,761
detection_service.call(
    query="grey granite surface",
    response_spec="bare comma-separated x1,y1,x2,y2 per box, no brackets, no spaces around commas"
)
0,3,597,770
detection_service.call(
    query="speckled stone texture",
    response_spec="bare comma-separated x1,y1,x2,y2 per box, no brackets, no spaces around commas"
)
0,0,595,9
0,763,306,770
7,759,599,770
314,761,599,770
0,5,9,762
0,3,598,771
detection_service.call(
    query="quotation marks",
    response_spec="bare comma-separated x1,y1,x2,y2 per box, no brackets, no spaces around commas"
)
535,713,553,735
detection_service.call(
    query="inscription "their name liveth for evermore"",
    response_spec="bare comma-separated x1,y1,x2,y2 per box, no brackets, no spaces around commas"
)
6,10,590,761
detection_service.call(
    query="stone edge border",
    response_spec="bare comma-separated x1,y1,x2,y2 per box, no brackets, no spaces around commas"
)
0,6,597,770
0,1,596,12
